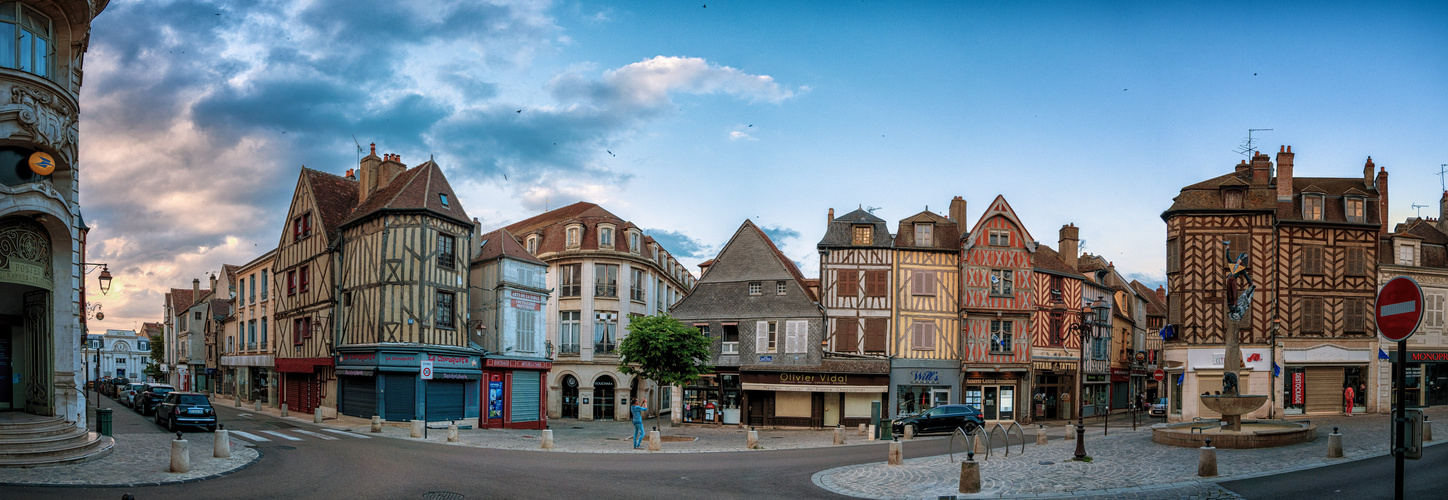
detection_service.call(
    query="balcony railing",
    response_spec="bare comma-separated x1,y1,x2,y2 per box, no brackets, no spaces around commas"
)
594,285,617,298
594,342,616,355
559,343,580,355
630,288,645,301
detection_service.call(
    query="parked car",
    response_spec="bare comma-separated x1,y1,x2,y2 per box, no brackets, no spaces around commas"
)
154,392,217,432
1149,398,1168,417
891,404,985,436
135,383,175,415
118,383,147,408
108,377,131,398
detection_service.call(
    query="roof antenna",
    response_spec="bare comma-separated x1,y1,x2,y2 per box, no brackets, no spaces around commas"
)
1234,128,1273,159
351,135,364,164
1436,163,1448,192
1412,203,1429,218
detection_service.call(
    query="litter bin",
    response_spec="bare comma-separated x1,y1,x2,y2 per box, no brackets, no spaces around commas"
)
96,407,113,436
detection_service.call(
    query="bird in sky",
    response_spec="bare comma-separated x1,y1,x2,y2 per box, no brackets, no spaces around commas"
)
607,150,615,157
748,124,753,127
516,109,522,113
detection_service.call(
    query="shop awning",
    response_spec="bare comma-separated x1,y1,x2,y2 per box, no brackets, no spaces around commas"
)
275,357,333,373
742,383,887,393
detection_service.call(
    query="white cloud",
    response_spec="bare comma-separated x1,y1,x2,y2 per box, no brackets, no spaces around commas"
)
551,56,798,110
729,130,757,141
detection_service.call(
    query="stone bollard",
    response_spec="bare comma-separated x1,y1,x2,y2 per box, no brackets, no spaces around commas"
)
541,429,554,449
371,415,383,433
888,440,903,465
1036,425,1047,445
834,425,846,445
214,424,231,459
867,424,877,441
447,423,459,442
1425,417,1434,442
410,419,424,438
747,429,759,449
235,396,241,407
254,399,262,411
1065,424,1075,441
280,403,288,418
170,432,190,473
858,423,867,436
903,424,915,440
647,430,661,451
314,407,324,424
1198,439,1217,477
958,454,981,494
1327,427,1343,458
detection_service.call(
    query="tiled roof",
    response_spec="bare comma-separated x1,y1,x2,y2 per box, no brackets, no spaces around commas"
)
209,299,231,318
340,161,471,228
893,210,959,250
303,168,359,241
746,220,815,302
1034,245,1083,277
1129,280,1166,316
499,202,694,283
1164,153,1382,227
818,208,893,248
474,228,546,266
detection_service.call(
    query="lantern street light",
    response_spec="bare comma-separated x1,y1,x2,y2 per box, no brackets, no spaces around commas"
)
1068,295,1111,461
82,262,113,295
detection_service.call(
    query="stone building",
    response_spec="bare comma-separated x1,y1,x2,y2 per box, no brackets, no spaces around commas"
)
1376,205,1448,411
469,229,552,429
223,250,276,407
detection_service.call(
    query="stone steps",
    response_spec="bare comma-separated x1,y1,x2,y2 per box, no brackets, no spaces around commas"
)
0,416,116,467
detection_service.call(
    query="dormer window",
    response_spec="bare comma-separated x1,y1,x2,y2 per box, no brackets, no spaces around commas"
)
1303,194,1324,221
852,225,873,245
566,225,581,248
629,232,640,253
1345,197,1365,223
599,226,614,248
526,235,539,255
914,223,933,246
1398,244,1416,266
1223,189,1244,209
0,3,52,80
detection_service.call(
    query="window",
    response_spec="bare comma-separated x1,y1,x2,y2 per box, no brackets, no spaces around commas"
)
1049,312,1064,346
1226,234,1249,264
784,320,807,354
864,318,888,352
593,312,617,354
911,270,935,296
1345,298,1367,333
437,233,457,269
1224,190,1244,209
436,291,456,328
260,272,268,300
1346,247,1367,276
1398,245,1415,266
1302,246,1324,276
566,226,580,248
299,265,310,293
630,268,646,301
836,270,858,298
835,319,858,353
915,223,933,246
193,311,202,321
696,324,710,338
911,322,936,350
989,229,1010,246
246,273,255,303
292,317,310,345
1303,195,1324,221
247,320,256,350
1050,275,1063,303
439,193,449,207
1167,239,1181,273
989,320,1013,353
1346,197,1365,223
292,213,312,242
990,269,1014,296
260,318,268,348
722,324,740,354
776,281,787,295
630,232,640,253
560,264,581,297
515,309,537,352
748,282,762,295
600,227,613,247
1426,293,1446,329
526,235,539,255
594,264,618,297
1302,297,1324,333
761,321,778,353
560,311,581,354
853,225,873,245
139,341,148,351
865,270,888,297
0,4,52,79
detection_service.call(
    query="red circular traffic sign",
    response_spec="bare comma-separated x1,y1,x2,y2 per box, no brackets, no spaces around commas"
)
1153,369,1165,382
1376,276,1424,342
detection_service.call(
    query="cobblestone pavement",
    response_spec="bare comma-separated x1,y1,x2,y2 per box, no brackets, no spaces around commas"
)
814,407,1448,499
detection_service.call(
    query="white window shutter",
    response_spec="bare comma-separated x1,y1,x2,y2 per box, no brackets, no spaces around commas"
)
756,321,769,354
790,320,807,353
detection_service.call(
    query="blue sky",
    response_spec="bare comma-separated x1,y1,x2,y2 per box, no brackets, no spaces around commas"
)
80,0,1448,332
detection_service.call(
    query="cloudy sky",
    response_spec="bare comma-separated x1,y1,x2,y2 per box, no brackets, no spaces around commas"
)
80,1,1448,333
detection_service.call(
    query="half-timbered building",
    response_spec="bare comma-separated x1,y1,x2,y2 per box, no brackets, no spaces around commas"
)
1163,147,1384,420
818,208,894,360
1028,225,1086,421
886,200,963,418
961,195,1035,423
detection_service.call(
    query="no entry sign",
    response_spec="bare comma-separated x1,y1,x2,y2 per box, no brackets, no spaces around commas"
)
1377,276,1424,342
1153,369,1165,382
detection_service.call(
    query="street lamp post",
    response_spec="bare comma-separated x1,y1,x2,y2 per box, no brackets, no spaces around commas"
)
1070,296,1111,461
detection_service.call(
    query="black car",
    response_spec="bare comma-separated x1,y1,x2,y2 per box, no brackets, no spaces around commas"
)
135,383,175,415
892,404,985,435
154,392,217,432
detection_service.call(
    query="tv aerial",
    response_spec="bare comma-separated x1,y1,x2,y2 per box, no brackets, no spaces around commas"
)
1234,128,1273,159
1412,203,1429,218
352,135,365,164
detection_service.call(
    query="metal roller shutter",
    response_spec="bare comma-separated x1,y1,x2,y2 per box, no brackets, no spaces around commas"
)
339,376,376,418
510,371,540,422
425,380,466,421
383,373,416,421
1305,367,1344,414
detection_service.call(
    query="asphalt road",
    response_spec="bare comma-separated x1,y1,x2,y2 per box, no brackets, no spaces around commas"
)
4,394,954,500
1221,440,1448,500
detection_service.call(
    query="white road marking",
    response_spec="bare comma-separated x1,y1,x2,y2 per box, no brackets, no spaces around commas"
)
322,429,371,439
1382,301,1417,316
229,430,270,442
238,413,253,418
291,429,338,440
260,430,303,441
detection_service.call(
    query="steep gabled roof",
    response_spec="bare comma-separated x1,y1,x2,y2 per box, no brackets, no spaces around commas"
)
168,289,194,315
302,168,359,241
1130,280,1166,317
963,195,1037,252
818,208,893,248
893,210,959,250
341,161,471,228
1034,245,1084,278
474,228,546,266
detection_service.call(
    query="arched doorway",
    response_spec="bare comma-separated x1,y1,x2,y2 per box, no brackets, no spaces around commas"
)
593,375,615,421
0,216,54,415
560,374,579,418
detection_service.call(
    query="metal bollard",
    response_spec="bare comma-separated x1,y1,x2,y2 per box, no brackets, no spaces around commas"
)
280,403,288,418
747,429,759,449
1327,427,1343,458
1036,425,1047,445
214,424,231,458
314,407,323,424
541,429,554,449
647,430,661,451
170,432,191,473
1198,438,1217,477
371,415,383,433
410,419,424,438
447,423,459,442
958,452,981,493
888,439,903,465
96,408,113,437
834,425,845,445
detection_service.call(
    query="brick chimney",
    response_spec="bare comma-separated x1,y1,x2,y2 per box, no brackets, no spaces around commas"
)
828,208,834,224
192,278,200,303
1155,285,1166,304
208,273,216,297
1059,224,1079,270
380,154,406,189
358,143,381,204
949,196,967,235
1251,151,1272,185
345,168,356,181
1275,145,1295,202
1438,191,1448,234
1375,161,1389,235
1364,156,1375,186
1235,159,1249,176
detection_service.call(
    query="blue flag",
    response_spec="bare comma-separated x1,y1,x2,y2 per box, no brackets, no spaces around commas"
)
1160,325,1176,340
1176,374,1184,385
1379,348,1390,360
1273,363,1281,377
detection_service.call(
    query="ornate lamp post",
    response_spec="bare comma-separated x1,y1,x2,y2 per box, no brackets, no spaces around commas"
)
1069,296,1111,461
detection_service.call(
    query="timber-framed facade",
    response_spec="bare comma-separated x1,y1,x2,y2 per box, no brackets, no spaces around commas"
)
885,200,963,418
961,195,1035,423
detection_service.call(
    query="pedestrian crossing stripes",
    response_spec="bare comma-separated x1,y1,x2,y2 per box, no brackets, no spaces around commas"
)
322,429,371,438
229,430,269,442
226,428,375,444
260,430,303,441
292,429,338,440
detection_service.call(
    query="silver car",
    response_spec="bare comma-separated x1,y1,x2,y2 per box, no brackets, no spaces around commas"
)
1149,398,1168,417
118,383,147,408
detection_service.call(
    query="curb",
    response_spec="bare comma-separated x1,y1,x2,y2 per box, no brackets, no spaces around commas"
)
0,447,265,489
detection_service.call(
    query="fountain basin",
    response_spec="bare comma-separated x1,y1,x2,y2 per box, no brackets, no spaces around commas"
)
1199,395,1269,416
1152,420,1317,448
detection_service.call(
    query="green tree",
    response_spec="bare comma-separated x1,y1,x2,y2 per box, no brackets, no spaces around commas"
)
617,313,713,430
144,333,165,382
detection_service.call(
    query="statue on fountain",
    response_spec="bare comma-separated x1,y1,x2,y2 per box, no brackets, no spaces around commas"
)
1198,240,1267,432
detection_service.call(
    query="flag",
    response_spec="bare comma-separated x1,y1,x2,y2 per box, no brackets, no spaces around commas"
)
1273,363,1281,377
1176,374,1184,385
1160,325,1176,340
1379,349,1390,360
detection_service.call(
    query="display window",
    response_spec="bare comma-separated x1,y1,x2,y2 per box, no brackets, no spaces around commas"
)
896,385,950,416
965,384,1016,420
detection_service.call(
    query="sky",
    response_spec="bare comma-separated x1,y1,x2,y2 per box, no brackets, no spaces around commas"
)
79,0,1448,333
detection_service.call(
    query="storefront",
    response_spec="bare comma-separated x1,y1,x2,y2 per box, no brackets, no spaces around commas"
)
480,357,551,429
1282,344,1371,415
741,369,888,428
1031,359,1077,421
221,354,274,404
1082,373,1108,417
276,357,330,415
962,372,1023,422
334,345,483,423
681,372,743,425
1110,367,1131,410
888,360,960,419
1388,351,1448,408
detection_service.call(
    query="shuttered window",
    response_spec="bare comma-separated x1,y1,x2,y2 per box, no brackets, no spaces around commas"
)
1167,239,1180,273
1226,234,1249,264
1345,298,1367,333
755,321,777,353
1302,297,1324,332
912,322,936,350
785,320,807,354
835,319,858,353
865,270,888,297
1302,246,1324,275
836,270,859,298
510,371,540,422
911,270,935,296
1346,247,1366,276
863,318,887,353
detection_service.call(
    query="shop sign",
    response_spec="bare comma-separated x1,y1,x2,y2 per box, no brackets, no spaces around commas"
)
909,370,941,384
1291,371,1305,405
1086,374,1107,383
427,354,480,369
965,379,1017,385
337,369,371,376
436,372,477,381
759,356,773,362
510,299,541,311
485,359,551,369
509,290,544,302
742,372,888,387
338,353,377,365
382,354,418,366
1111,367,1130,382
1390,351,1448,363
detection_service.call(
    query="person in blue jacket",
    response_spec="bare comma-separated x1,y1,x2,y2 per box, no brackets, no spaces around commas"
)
631,397,648,449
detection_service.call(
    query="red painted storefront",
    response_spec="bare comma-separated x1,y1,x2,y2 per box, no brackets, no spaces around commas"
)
480,358,551,430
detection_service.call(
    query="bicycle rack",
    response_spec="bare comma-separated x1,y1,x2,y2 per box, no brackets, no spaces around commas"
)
949,425,989,462
987,421,1026,457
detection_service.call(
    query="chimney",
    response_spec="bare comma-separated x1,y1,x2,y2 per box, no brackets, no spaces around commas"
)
828,208,835,224
1235,159,1249,176
358,143,381,204
1438,191,1448,234
1251,150,1272,185
949,196,967,235
1364,156,1375,185
345,168,356,180
1377,163,1389,235
1059,223,1079,270
208,273,216,295
192,278,200,302
1275,145,1295,202
1155,285,1166,304
379,153,406,190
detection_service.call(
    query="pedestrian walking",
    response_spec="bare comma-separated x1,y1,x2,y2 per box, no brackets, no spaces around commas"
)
631,398,647,449
1343,384,1355,416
